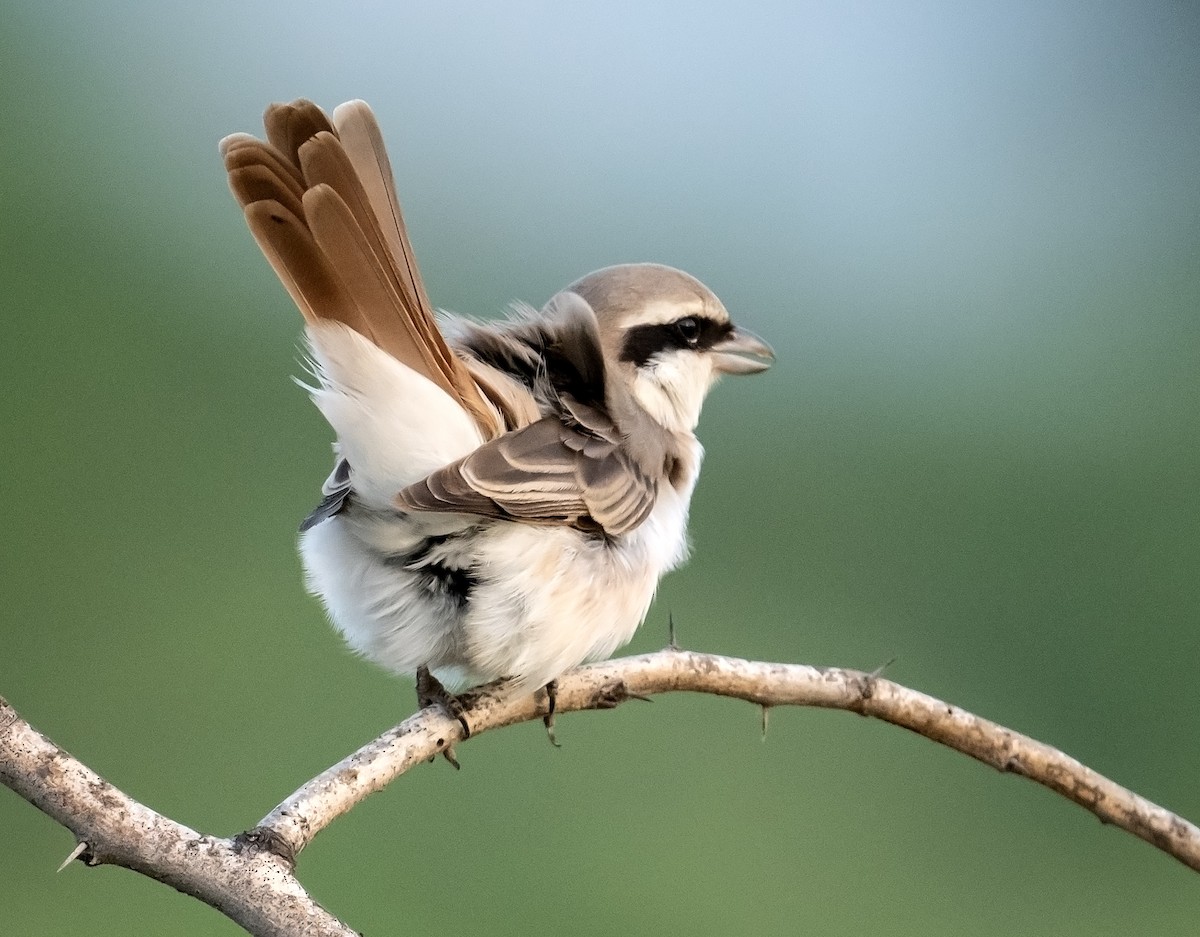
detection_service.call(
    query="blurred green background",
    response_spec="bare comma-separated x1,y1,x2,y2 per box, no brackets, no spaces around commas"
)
3,2,1199,934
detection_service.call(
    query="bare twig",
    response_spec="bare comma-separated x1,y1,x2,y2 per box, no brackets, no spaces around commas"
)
3,649,1199,937
0,695,355,937
253,650,1200,871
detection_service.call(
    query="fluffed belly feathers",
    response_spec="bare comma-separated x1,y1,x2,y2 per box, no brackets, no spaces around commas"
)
299,474,696,693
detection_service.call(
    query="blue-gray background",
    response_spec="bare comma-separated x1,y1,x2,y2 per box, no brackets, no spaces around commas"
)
3,2,1198,934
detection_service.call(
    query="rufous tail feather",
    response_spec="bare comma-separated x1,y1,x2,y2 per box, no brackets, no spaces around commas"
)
222,98,503,439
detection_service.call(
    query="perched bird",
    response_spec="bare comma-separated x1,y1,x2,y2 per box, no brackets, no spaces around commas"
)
221,99,773,707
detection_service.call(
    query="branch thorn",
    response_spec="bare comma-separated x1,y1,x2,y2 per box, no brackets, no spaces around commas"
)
57,840,88,873
870,657,897,679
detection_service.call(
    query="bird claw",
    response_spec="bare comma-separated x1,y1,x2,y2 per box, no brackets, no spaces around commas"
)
416,665,471,732
541,679,562,747
416,665,471,767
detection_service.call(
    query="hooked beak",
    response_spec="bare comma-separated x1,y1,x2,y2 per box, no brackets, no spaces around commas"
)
711,326,775,375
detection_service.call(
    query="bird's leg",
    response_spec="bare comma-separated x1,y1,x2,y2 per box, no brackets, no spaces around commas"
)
541,679,561,748
416,665,472,768
416,665,473,736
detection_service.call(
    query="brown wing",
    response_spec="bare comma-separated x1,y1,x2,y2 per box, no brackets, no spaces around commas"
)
395,404,657,537
221,99,503,439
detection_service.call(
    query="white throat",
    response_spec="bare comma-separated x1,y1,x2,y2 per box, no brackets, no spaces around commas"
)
630,355,715,433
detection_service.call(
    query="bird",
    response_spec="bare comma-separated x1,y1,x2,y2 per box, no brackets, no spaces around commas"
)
220,98,773,716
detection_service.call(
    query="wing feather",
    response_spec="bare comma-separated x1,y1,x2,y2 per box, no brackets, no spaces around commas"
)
396,414,657,536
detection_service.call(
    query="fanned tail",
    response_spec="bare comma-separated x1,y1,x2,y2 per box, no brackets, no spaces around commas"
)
221,98,503,440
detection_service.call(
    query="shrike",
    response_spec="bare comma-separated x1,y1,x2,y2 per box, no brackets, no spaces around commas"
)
221,99,773,709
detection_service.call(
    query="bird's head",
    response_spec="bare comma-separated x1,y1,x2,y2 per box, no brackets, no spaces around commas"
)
563,263,774,433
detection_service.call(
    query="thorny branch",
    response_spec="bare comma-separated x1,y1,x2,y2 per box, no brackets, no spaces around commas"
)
3,649,1198,936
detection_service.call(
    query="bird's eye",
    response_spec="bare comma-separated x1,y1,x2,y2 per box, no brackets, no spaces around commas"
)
675,317,701,345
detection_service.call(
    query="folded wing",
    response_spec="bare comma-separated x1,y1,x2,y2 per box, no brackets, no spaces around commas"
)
396,399,658,536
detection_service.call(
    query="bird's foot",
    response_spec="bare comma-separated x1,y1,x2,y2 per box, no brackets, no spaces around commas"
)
416,665,471,768
416,665,472,733
541,679,561,748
